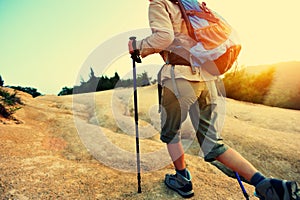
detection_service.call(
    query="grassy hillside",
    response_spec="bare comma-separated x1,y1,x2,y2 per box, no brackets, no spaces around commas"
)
0,84,299,199
223,61,300,110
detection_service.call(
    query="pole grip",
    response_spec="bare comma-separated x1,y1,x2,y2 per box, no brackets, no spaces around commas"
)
129,36,142,63
129,36,137,49
129,37,137,53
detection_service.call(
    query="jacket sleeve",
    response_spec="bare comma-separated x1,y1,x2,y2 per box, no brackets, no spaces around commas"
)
136,0,175,58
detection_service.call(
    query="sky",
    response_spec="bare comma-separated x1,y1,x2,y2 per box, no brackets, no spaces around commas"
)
0,0,299,95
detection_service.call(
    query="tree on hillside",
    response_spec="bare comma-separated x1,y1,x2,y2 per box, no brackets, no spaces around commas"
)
0,75,4,86
138,71,151,87
58,87,73,96
89,67,96,79
97,75,112,91
74,68,99,93
58,67,152,95
110,72,120,87
9,86,42,98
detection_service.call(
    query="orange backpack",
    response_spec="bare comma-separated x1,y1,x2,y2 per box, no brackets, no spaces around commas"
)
170,0,241,75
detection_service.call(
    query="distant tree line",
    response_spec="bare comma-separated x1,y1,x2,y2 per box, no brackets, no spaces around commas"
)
0,75,42,98
8,86,42,98
58,67,153,96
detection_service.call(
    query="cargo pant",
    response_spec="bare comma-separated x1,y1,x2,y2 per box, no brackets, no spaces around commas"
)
160,78,228,162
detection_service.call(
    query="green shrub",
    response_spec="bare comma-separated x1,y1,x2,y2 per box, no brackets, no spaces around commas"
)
0,89,22,105
0,88,22,118
0,103,10,118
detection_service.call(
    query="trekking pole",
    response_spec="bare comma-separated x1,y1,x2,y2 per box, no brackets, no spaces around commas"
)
129,36,142,193
234,171,249,200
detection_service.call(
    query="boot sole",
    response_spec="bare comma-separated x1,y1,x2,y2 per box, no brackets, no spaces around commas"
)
164,179,194,198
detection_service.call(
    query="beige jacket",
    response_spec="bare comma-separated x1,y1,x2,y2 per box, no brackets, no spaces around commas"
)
136,0,215,82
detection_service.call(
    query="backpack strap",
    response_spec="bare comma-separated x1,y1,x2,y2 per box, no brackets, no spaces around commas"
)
170,65,180,98
186,10,219,23
157,64,181,113
157,67,163,113
170,0,196,40
170,1,219,34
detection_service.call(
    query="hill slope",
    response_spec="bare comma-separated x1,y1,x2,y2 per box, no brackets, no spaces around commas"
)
0,86,299,199
245,61,300,109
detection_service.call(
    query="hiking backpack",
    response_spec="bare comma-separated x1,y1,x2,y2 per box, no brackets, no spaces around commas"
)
168,0,241,75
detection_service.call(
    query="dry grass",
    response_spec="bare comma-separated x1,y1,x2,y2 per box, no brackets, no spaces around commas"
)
0,85,299,199
224,61,300,110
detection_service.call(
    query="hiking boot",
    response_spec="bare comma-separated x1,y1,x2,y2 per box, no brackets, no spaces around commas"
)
255,178,300,200
164,169,194,198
